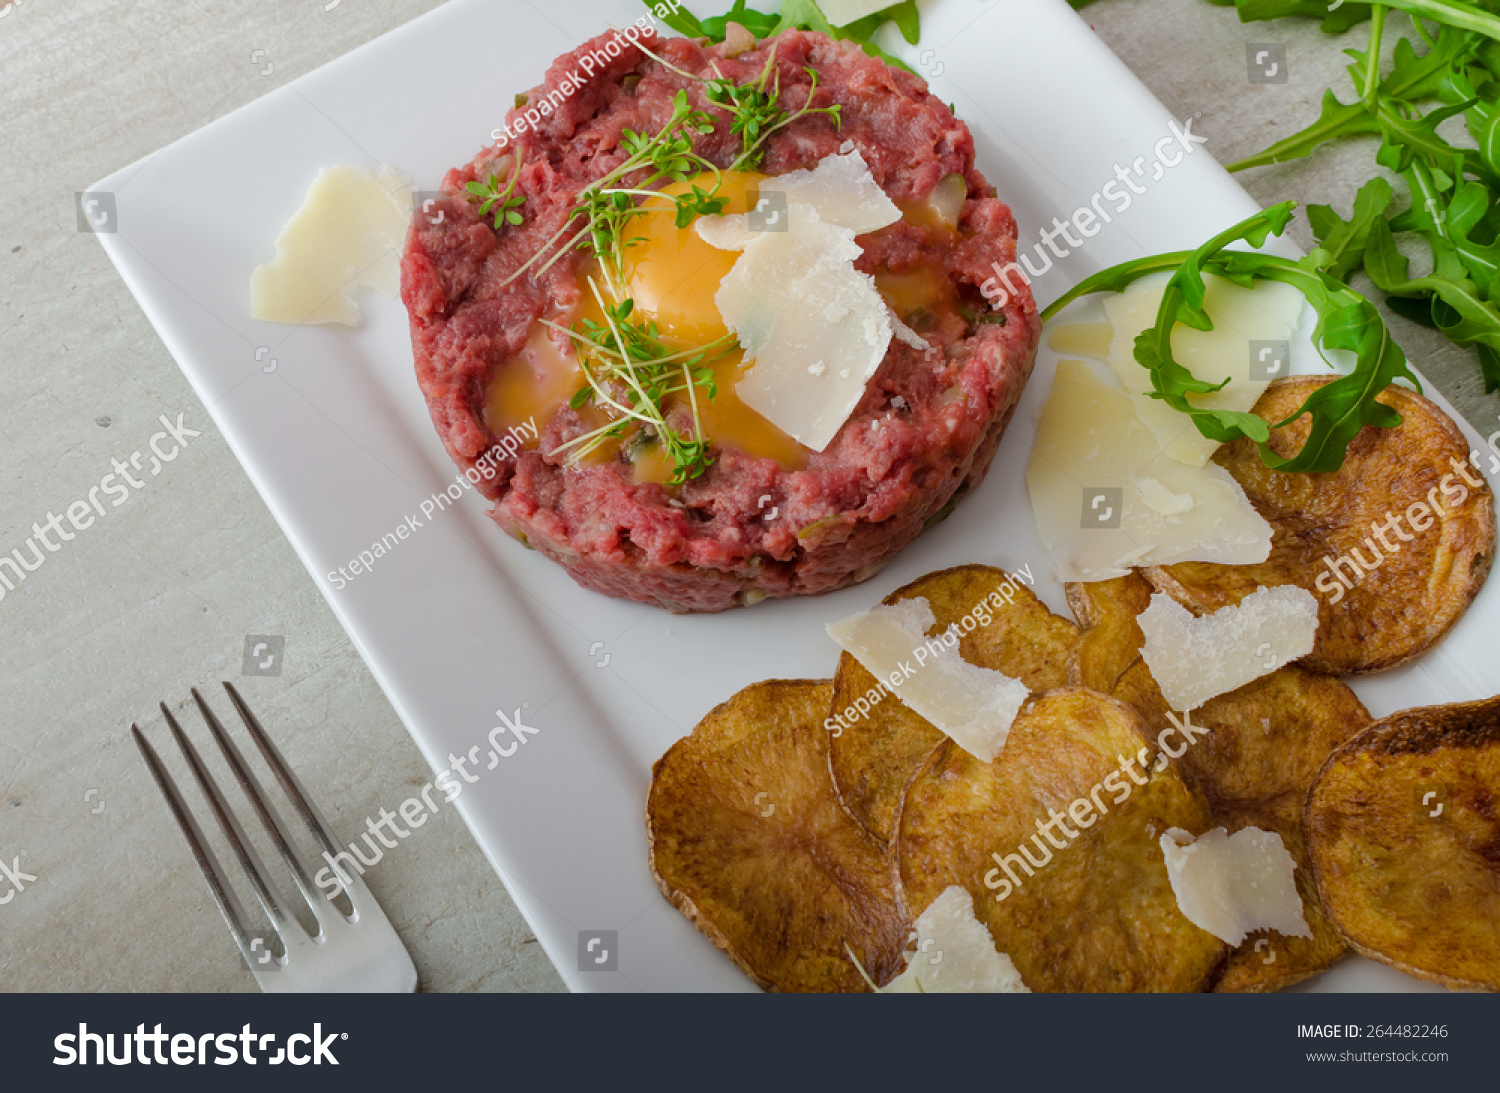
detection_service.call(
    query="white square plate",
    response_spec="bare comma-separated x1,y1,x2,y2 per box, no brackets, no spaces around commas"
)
93,0,1496,991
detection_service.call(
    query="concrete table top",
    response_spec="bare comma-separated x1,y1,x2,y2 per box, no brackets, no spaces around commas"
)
1,0,1495,993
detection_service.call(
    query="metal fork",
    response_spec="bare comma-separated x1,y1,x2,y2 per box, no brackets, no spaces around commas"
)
132,681,417,992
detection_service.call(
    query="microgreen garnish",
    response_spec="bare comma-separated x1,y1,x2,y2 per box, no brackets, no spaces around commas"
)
502,90,721,298
705,49,844,169
544,279,734,486
464,158,527,231
1042,202,1421,474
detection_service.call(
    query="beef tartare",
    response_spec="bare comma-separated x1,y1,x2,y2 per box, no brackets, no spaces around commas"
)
401,26,1039,612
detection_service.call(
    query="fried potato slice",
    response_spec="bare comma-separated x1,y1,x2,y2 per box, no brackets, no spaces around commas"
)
1066,573,1155,692
1307,694,1500,990
828,565,1078,844
1112,659,1371,991
1145,377,1495,674
897,687,1225,991
647,680,909,992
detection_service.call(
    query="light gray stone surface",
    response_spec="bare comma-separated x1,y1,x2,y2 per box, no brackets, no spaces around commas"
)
1,0,1496,994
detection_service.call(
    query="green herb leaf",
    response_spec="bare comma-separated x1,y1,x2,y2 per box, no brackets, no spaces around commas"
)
700,0,781,40
464,158,528,234
1307,176,1394,280
842,1,921,47
640,0,706,38
1366,212,1500,389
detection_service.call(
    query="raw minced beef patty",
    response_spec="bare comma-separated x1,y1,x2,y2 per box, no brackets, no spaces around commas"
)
401,28,1040,613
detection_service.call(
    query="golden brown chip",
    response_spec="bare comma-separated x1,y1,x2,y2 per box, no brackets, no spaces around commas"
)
828,565,1078,844
647,680,909,992
1307,694,1500,990
1145,377,1495,675
896,687,1225,992
1066,573,1155,692
1112,659,1371,991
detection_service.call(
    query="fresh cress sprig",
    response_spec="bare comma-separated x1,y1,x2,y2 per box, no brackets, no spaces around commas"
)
465,157,527,231
502,90,723,298
1042,202,1421,473
704,49,844,169
542,279,735,485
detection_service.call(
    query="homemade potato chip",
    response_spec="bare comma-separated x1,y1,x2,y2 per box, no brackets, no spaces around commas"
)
897,687,1226,992
647,680,909,992
1307,694,1500,990
1066,573,1154,692
827,565,1078,843
1112,660,1370,991
1146,377,1495,674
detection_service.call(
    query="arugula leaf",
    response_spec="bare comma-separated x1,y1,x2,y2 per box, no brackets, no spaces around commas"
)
1230,90,1382,172
843,1,921,46
768,0,834,35
772,0,918,69
700,0,781,39
1372,96,1483,180
1210,0,1374,34
1366,212,1500,388
1227,25,1476,171
1308,176,1395,281
1045,204,1421,473
657,0,921,71
643,0,706,37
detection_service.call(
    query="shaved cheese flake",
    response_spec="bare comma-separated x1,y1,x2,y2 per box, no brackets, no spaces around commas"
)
696,149,903,451
695,148,899,248
251,164,412,325
890,309,932,351
1046,320,1112,359
719,206,890,450
827,597,1028,762
818,0,906,26
883,887,1030,993
1136,476,1195,516
1025,359,1273,582
761,147,901,234
1103,272,1305,467
1160,827,1311,946
1137,586,1319,711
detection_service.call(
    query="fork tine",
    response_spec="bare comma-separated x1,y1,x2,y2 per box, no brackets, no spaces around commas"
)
160,701,304,940
191,687,324,915
221,681,347,865
132,724,263,966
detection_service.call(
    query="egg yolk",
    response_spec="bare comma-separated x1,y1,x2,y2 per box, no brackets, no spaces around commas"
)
618,170,766,347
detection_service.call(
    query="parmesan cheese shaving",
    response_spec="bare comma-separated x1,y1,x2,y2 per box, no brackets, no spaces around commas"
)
891,310,932,351
1159,827,1312,946
1137,586,1320,711
1136,476,1196,516
251,164,412,326
1025,359,1274,582
697,149,902,451
883,887,1029,993
827,597,1028,763
817,0,907,27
